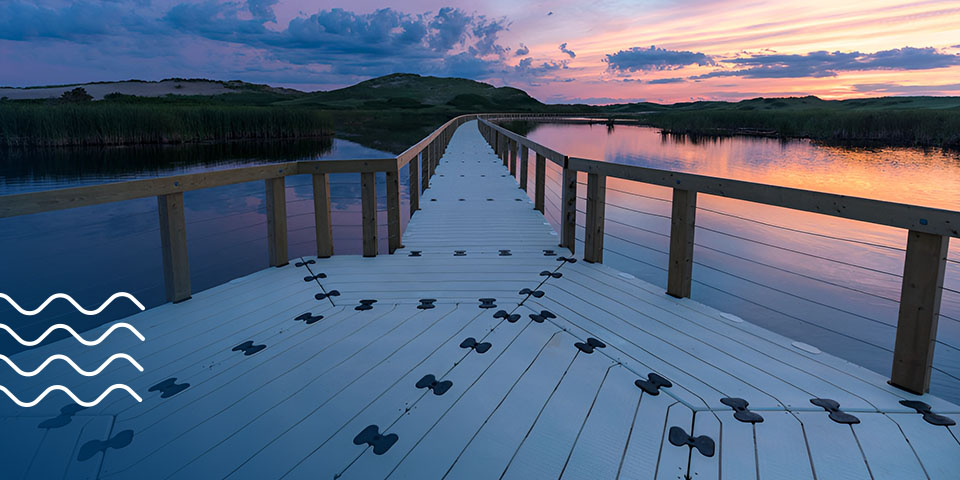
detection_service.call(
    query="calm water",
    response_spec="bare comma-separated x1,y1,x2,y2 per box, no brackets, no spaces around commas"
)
0,137,409,356
1,123,959,402
519,123,960,402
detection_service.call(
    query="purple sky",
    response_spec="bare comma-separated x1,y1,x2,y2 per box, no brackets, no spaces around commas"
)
2,1,959,103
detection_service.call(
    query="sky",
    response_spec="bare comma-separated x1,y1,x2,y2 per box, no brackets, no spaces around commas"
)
1,0,959,104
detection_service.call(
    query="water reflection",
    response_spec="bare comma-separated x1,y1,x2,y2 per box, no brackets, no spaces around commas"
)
0,137,405,357
521,122,960,402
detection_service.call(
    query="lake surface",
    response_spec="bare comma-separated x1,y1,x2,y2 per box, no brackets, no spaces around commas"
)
519,122,960,402
0,137,410,357
1,123,958,403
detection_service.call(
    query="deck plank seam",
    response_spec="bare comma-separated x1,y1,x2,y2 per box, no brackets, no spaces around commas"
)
582,263,953,412
557,364,616,479
169,304,465,478
98,305,407,477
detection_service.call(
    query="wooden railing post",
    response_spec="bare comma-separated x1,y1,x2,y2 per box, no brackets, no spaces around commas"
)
409,151,420,215
265,177,288,267
584,173,606,263
386,165,402,253
890,231,949,393
312,173,333,258
158,192,191,303
519,146,529,191
667,188,697,298
361,172,378,257
560,158,577,253
509,141,517,176
500,135,508,166
430,140,438,176
421,149,430,192
535,153,545,213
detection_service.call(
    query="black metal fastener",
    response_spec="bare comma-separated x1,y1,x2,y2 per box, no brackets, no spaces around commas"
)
529,310,556,323
493,309,521,323
303,273,327,282
574,337,606,354
294,259,316,267
499,249,512,256
810,398,860,424
479,298,497,309
899,400,956,426
77,430,134,462
720,398,764,423
540,270,563,279
416,374,453,396
418,299,437,310
519,288,545,298
315,290,340,300
668,426,715,457
460,337,492,353
353,425,398,455
295,312,323,325
635,373,672,395
557,256,577,263
543,249,556,256
454,250,467,256
38,404,86,429
232,341,266,356
409,250,422,257
148,378,190,399
355,299,378,311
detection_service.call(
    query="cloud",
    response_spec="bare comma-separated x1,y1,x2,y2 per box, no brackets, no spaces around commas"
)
559,42,576,59
694,47,960,79
851,82,960,94
514,57,568,76
605,45,715,72
515,43,529,56
647,77,685,84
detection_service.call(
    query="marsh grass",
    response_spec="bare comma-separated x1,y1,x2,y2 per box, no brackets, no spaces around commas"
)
638,107,960,149
0,102,331,147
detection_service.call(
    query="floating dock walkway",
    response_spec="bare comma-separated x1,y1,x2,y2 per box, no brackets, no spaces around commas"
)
1,120,958,479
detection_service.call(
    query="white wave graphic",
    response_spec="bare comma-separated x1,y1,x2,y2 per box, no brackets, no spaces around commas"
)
0,353,144,377
0,384,142,407
0,292,146,316
0,323,145,346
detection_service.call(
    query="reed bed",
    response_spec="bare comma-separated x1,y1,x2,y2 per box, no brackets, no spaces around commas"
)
0,103,331,147
640,108,960,148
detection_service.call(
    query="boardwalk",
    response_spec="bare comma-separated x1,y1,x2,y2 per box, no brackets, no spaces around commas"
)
1,120,958,479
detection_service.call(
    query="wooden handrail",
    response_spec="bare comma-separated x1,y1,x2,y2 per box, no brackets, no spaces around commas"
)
476,117,958,395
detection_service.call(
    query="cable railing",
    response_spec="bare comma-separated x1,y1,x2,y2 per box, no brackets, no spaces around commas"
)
478,117,960,396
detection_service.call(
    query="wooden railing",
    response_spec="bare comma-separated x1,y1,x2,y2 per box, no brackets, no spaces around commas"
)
478,117,959,395
0,113,575,305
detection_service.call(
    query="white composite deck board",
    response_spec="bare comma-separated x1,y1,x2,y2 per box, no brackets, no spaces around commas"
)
228,303,520,479
553,266,871,410
617,393,681,480
885,413,960,479
559,365,643,480
166,304,475,479
285,319,563,479
536,277,806,410
754,411,815,479
688,411,722,479
446,334,580,479
654,403,695,480
718,414,758,480
4,119,959,479
524,294,752,410
100,305,417,477
851,413,927,480
795,412,872,480
500,350,616,480
563,260,957,413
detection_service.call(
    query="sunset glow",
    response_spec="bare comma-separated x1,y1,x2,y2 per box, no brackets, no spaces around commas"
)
1,0,959,103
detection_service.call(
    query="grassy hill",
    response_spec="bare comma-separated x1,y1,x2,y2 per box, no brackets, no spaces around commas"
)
2,73,959,149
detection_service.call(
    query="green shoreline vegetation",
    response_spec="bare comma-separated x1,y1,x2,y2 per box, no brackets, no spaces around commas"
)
1,74,959,150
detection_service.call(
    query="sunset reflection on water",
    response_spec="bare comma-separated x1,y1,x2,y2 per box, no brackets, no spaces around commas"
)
523,122,960,402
